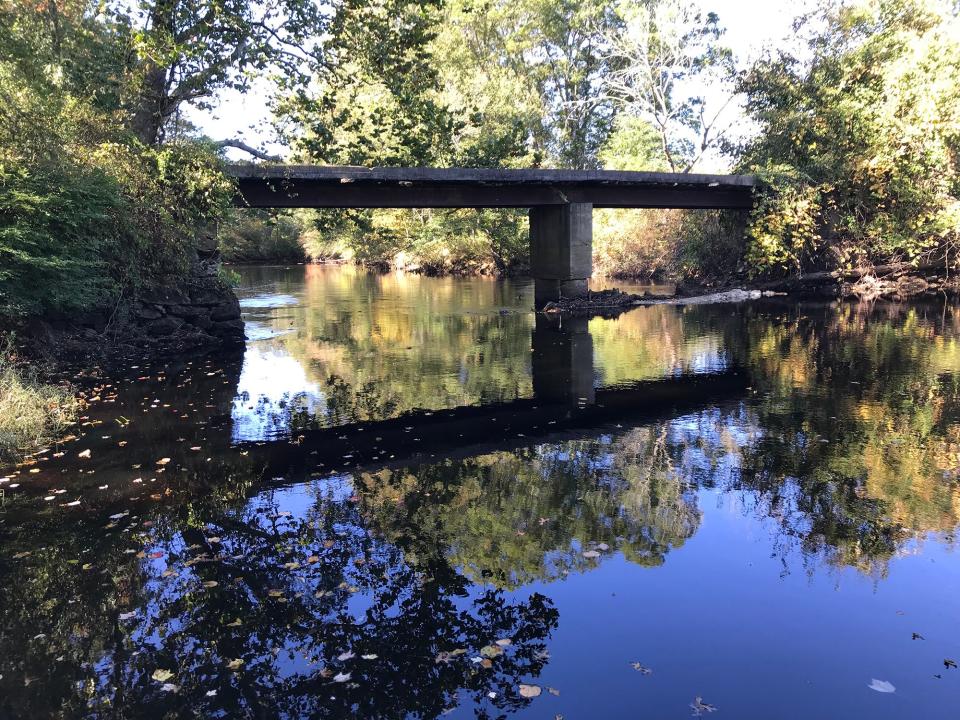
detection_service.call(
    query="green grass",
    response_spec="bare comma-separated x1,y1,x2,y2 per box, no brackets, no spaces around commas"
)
0,339,78,462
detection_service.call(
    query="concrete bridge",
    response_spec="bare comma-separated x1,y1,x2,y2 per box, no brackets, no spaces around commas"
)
227,165,756,304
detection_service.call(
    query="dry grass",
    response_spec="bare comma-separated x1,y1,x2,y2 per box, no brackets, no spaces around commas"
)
0,341,78,461
593,208,685,279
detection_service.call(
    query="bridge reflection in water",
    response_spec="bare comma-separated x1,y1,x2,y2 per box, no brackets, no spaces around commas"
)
235,313,747,479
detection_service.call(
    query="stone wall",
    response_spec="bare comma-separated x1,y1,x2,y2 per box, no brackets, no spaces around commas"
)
18,242,245,364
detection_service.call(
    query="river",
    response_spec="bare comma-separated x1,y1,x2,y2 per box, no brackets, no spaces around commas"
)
1,264,959,718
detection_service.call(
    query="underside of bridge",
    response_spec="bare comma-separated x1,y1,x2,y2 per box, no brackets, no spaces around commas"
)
228,165,756,304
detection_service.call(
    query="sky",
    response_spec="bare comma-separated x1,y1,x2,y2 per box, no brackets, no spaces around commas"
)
186,0,812,167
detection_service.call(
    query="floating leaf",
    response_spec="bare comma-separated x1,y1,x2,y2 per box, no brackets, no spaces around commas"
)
630,662,652,675
435,649,467,664
582,550,600,559
307,555,320,564
202,581,218,588
118,611,137,621
868,679,895,693
225,658,244,671
361,654,378,660
78,450,91,459
495,638,512,647
337,651,355,661
151,669,174,683
518,684,541,698
332,672,351,683
156,458,171,465
480,645,503,659
690,696,718,715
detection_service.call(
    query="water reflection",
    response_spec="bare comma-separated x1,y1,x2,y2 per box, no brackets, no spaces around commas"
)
2,268,960,718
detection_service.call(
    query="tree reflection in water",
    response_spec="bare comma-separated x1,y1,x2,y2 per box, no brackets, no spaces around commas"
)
0,478,557,718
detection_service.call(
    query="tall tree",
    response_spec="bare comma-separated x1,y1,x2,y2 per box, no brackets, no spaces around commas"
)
602,0,735,172
125,0,326,145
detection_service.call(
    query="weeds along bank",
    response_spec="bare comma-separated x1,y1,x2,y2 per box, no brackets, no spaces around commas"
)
219,206,743,282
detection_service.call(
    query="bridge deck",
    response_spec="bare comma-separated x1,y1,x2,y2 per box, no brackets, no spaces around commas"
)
228,165,756,209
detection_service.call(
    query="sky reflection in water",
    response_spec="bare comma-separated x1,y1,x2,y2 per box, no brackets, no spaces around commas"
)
1,265,959,719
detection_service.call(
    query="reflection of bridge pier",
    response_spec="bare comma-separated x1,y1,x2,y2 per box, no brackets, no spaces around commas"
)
532,314,595,406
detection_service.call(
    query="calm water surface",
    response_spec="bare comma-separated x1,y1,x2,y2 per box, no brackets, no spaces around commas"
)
2,265,959,718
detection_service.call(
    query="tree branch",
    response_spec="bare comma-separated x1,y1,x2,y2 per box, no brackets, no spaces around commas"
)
213,139,281,161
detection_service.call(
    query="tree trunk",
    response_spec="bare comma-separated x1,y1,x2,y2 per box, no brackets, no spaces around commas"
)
130,0,176,145
130,64,170,145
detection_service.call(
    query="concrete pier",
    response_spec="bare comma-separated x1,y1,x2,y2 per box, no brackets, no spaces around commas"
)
529,203,593,305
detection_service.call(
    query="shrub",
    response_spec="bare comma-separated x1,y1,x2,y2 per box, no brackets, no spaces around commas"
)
218,210,308,264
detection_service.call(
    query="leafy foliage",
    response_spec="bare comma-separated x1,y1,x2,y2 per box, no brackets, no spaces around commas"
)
0,2,233,318
740,0,960,275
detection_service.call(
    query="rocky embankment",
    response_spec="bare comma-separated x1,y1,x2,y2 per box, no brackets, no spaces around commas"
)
18,240,244,364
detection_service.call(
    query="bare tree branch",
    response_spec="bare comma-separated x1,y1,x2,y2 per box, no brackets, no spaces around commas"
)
213,138,281,161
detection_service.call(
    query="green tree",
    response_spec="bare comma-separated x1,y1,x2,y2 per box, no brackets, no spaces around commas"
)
739,0,960,274
603,0,736,172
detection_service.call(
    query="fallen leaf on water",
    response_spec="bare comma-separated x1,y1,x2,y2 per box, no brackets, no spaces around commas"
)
151,669,174,683
518,684,541,698
160,683,178,693
582,550,600,559
337,651,355,661
867,679,895,693
547,687,560,696
480,645,503,659
306,555,319,564
226,658,244,671
596,543,610,551
118,611,137,621
332,672,351,683
205,690,217,697
162,569,178,578
495,638,512,647
361,654,378,660
283,562,300,570
202,581,218,588
78,450,91,459
690,696,718,715
156,458,171,465
226,618,242,627
149,551,163,559
630,662,652,675
435,649,467,664
268,589,284,598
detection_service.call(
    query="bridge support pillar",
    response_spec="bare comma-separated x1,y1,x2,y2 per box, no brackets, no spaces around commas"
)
530,203,592,307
